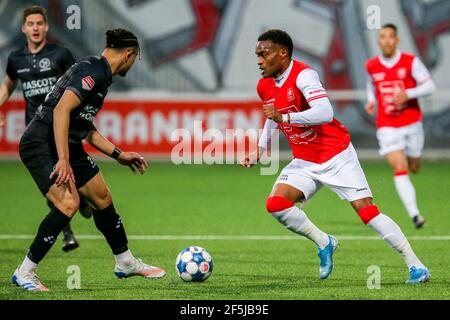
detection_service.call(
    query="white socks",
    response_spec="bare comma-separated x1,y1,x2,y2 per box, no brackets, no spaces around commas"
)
271,206,329,249
19,256,38,274
368,213,425,269
114,249,135,267
394,174,420,218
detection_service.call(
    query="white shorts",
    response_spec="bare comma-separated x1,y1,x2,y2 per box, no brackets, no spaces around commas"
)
274,143,373,203
376,121,424,157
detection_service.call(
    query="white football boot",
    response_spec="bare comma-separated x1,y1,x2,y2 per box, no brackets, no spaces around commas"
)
12,267,49,291
114,258,166,279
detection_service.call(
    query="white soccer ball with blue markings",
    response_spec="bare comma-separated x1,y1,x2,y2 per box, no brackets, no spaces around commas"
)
175,246,213,282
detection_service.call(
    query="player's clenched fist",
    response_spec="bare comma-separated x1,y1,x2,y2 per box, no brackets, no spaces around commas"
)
262,103,283,122
240,151,259,168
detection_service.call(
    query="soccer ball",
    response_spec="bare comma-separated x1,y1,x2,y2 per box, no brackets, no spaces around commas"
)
175,246,213,282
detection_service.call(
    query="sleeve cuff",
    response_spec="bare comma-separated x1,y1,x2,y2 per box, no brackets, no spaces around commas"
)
66,86,83,101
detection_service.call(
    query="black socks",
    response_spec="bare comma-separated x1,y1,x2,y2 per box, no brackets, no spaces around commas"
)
93,203,128,255
27,207,71,263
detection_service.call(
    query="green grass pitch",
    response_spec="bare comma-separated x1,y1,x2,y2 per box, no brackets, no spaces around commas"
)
0,160,449,300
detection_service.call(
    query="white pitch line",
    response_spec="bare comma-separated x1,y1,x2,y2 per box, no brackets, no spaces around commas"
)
0,234,450,241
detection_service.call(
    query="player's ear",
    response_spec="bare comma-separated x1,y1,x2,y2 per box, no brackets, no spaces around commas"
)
280,47,289,59
124,49,134,61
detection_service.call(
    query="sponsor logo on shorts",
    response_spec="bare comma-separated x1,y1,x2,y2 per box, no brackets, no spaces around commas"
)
86,155,97,168
279,174,289,181
82,76,95,91
356,188,368,192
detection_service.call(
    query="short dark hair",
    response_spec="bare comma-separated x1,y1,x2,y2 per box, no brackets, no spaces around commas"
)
258,29,293,58
23,5,48,24
381,23,397,35
105,28,140,51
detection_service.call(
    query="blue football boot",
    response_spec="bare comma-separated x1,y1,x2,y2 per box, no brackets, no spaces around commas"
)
406,266,430,284
317,235,338,279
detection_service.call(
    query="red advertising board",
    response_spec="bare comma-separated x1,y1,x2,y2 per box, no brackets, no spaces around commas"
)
0,99,264,158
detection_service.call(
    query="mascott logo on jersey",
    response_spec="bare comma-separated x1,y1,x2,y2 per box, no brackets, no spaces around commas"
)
82,76,95,91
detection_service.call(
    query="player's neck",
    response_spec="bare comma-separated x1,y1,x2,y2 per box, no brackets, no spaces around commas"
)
275,59,292,79
102,51,121,75
381,50,399,60
27,39,46,54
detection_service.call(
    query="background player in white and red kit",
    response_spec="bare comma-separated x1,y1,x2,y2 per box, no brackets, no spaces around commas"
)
241,29,429,283
365,24,435,228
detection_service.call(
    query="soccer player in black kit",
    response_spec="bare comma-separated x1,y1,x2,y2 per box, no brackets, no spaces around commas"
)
12,28,166,291
0,5,91,252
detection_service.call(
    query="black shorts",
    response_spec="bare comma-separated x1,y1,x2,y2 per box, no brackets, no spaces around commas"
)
19,120,99,197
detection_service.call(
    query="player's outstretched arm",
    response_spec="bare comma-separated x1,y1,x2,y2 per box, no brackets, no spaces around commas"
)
240,118,277,168
85,130,148,174
0,75,17,126
52,90,81,186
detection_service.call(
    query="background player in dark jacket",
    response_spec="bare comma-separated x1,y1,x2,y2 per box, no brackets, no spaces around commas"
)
12,28,166,291
0,5,91,251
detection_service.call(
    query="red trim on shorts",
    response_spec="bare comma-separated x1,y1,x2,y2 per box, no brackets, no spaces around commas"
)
266,196,295,213
394,170,408,176
357,205,380,224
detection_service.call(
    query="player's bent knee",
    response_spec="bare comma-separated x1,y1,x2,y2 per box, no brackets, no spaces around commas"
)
357,205,380,224
91,189,113,210
266,196,295,213
57,197,80,217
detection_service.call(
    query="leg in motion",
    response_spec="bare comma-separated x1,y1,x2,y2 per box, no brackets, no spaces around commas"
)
266,183,338,279
47,198,80,252
13,182,80,291
351,197,430,284
78,172,165,279
386,151,425,228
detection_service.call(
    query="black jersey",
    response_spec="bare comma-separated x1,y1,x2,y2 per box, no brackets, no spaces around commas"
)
33,55,112,143
6,43,75,125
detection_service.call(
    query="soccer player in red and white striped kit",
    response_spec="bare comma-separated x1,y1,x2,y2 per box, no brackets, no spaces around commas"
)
241,29,429,283
365,23,435,229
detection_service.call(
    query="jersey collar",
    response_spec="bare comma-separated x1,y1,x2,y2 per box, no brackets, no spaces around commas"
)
378,50,401,69
274,60,293,88
24,41,48,55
